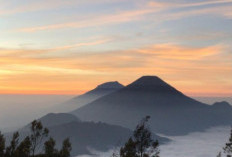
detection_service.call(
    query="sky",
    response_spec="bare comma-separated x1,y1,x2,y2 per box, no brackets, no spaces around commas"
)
0,0,232,96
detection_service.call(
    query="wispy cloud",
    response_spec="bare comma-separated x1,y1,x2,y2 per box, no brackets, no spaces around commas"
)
148,0,232,8
1,0,231,96
136,44,225,60
0,0,127,16
17,9,156,32
16,0,232,33
0,38,110,58
1,43,231,95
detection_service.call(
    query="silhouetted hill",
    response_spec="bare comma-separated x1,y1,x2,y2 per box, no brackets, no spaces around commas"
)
71,76,232,135
212,101,231,109
5,112,169,156
53,81,124,112
211,101,232,115
48,121,168,156
38,113,80,127
22,113,80,130
48,121,132,155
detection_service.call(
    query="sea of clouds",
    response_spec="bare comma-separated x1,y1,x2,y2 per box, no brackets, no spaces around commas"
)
77,126,231,157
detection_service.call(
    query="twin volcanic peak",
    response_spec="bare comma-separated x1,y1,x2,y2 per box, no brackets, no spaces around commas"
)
6,76,231,156
71,75,232,136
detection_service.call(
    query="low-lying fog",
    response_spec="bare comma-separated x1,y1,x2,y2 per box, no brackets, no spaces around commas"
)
0,95,231,157
77,126,230,157
0,94,73,132
0,95,231,132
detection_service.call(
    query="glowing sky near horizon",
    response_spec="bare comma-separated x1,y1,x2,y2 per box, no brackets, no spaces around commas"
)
0,0,232,96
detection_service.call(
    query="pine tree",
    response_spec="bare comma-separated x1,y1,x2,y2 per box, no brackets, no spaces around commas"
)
120,138,137,157
15,136,31,157
44,137,58,157
30,120,49,157
120,116,159,157
5,132,19,157
0,120,72,157
59,138,72,157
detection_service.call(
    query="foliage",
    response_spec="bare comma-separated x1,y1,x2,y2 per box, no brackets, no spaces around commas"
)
120,138,137,157
120,116,159,157
5,132,19,157
44,137,58,157
0,120,72,157
59,138,72,157
15,136,31,157
30,120,49,156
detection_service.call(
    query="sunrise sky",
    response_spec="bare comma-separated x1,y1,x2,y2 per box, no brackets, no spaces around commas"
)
0,0,232,96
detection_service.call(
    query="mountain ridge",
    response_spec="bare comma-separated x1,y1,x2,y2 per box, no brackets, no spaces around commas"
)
51,81,124,112
71,76,232,135
4,112,169,156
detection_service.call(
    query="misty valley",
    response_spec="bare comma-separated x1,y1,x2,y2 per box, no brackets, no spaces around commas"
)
0,76,232,157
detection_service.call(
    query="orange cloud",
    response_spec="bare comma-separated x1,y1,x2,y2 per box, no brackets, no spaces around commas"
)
136,44,225,60
0,44,231,96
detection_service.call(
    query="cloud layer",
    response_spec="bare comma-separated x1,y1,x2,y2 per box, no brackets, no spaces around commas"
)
0,0,232,95
76,126,231,157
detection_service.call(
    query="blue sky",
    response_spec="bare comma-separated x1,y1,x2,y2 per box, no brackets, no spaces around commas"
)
0,0,232,96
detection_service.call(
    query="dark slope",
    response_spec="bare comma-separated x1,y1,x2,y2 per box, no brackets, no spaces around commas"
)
5,112,169,156
71,76,232,135
53,81,124,112
5,113,78,131
48,121,132,156
48,121,168,156
22,113,80,131
38,113,80,127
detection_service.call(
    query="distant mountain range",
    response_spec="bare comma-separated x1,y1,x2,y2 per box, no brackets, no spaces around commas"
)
53,81,124,112
4,75,231,156
71,76,232,135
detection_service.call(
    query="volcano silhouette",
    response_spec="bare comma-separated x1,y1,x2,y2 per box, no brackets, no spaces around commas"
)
71,76,232,135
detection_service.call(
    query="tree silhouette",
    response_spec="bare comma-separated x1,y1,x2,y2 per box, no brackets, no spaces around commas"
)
5,132,19,157
15,136,31,157
30,120,49,157
120,137,137,157
120,116,159,157
59,138,72,157
0,120,72,157
44,137,58,157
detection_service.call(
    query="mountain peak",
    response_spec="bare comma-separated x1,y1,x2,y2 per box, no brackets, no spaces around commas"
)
128,76,169,88
96,81,124,89
126,76,181,94
212,101,232,109
132,76,165,85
